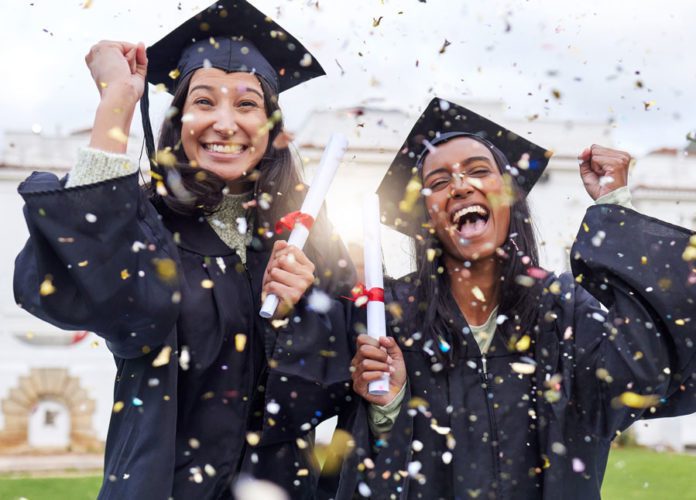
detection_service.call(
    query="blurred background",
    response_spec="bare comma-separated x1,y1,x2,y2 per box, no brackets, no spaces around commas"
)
1,0,695,498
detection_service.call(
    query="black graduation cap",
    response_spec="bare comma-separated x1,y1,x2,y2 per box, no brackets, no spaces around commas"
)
376,97,552,236
140,0,325,171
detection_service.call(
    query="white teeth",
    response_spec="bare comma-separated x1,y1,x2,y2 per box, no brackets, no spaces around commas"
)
452,205,488,224
205,143,244,154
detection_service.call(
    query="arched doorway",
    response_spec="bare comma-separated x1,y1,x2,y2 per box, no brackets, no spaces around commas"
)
0,368,102,453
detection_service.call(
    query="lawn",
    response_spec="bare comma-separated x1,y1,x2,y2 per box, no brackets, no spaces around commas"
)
0,447,694,499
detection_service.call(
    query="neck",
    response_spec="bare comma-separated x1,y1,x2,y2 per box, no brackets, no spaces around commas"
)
444,253,500,326
226,179,254,194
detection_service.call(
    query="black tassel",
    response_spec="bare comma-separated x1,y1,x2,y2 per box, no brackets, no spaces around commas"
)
139,85,160,176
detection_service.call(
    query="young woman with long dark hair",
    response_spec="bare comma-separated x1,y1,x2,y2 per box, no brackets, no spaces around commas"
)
270,98,696,499
316,97,696,499
13,2,354,499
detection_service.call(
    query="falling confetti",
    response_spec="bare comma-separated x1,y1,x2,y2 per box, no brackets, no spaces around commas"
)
614,391,660,409
152,345,172,367
438,38,451,54
107,127,128,144
235,333,247,352
39,275,56,296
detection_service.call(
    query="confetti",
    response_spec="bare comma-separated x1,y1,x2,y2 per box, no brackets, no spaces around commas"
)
153,258,178,283
201,279,215,289
152,345,172,367
471,286,486,302
179,346,190,371
234,478,288,500
132,397,143,407
39,275,56,296
235,333,247,352
510,362,535,375
120,269,130,280
438,38,451,54
614,391,660,409
113,401,125,413
85,213,98,223
399,177,422,214
107,127,128,144
372,16,383,27
246,432,261,446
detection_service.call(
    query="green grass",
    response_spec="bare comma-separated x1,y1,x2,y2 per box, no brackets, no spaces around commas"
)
0,475,101,500
602,447,696,500
0,447,693,499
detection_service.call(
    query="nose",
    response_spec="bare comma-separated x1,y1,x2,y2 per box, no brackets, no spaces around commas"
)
212,109,239,138
449,172,474,198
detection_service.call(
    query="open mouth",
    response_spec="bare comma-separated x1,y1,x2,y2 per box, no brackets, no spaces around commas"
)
452,204,490,239
202,143,247,155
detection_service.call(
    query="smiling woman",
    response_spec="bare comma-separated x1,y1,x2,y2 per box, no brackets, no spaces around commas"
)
12,1,356,499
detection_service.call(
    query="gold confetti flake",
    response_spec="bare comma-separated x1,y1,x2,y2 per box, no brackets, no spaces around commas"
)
510,362,535,375
107,127,128,144
39,275,56,296
399,177,422,214
113,401,125,413
246,432,261,446
615,391,660,409
641,256,648,265
372,16,383,27
152,345,172,367
297,468,309,477
515,335,531,352
78,260,89,267
471,286,486,303
81,0,93,8
675,319,686,326
235,333,247,352
201,279,215,289
155,148,177,167
120,269,130,280
153,258,177,283
426,248,437,262
168,68,181,80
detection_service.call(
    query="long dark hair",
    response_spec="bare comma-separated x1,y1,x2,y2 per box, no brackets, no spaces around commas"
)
412,137,543,363
148,71,346,288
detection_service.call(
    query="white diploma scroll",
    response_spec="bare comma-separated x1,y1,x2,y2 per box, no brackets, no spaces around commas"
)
363,193,390,395
259,133,348,319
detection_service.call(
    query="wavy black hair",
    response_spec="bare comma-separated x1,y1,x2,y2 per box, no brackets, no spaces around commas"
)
411,135,544,364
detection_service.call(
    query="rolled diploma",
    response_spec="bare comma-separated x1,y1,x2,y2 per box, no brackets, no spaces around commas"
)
363,193,390,395
259,133,348,319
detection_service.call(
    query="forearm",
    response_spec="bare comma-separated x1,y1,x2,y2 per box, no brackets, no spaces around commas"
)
88,86,139,154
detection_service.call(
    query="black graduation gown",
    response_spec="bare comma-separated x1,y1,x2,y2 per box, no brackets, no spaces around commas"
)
320,205,696,500
13,171,355,500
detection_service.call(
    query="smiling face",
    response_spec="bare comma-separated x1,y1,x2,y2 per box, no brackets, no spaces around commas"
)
180,69,270,189
421,137,512,262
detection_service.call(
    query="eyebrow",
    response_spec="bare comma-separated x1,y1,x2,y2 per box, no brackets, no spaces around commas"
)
188,84,264,100
423,156,494,181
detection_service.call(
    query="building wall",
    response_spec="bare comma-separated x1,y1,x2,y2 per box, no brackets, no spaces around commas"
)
1,106,695,454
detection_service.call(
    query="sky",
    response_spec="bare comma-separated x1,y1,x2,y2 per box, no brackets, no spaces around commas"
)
0,0,694,156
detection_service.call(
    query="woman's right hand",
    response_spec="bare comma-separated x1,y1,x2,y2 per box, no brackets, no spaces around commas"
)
351,334,407,406
86,41,148,153
85,41,147,105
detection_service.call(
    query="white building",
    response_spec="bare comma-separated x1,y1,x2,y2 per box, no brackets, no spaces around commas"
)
0,103,694,463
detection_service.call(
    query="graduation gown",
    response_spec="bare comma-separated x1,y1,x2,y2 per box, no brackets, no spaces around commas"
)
316,205,696,500
13,171,355,500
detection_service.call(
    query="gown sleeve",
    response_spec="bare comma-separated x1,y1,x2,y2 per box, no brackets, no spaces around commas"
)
13,169,181,359
567,204,696,437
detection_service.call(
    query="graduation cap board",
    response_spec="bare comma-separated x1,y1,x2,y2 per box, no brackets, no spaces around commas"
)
140,0,325,171
376,97,552,237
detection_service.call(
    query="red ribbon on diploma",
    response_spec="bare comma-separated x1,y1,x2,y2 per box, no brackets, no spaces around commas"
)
275,211,315,234
344,283,385,307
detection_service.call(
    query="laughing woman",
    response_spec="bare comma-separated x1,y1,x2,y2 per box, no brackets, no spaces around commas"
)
13,1,354,499
323,98,696,499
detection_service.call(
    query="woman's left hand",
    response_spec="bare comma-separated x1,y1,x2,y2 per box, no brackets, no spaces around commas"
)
579,145,632,201
262,240,316,319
